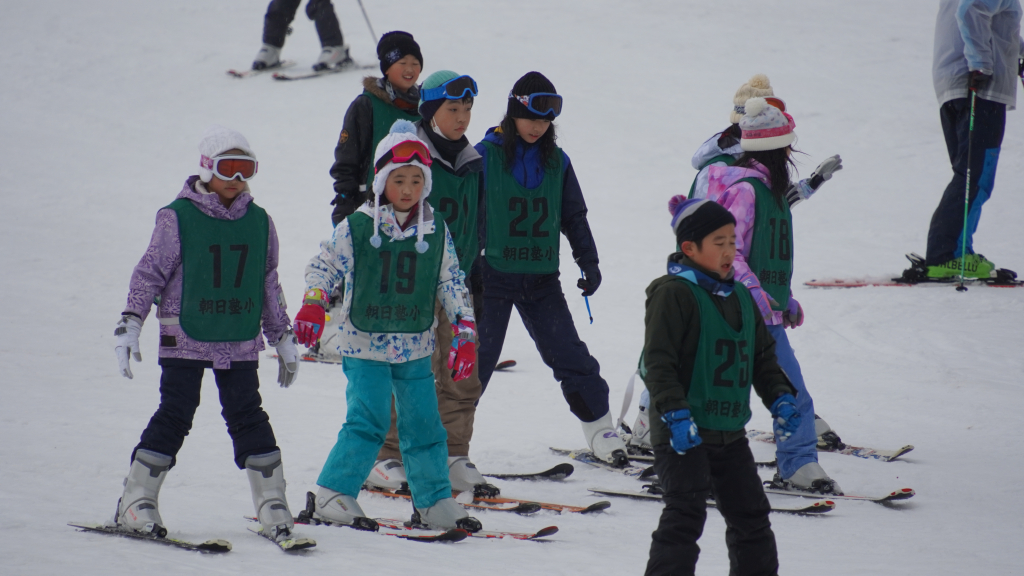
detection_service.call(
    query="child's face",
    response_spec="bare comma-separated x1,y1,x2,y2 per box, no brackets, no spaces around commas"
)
206,148,247,208
514,117,551,144
384,165,424,212
681,223,736,278
432,99,472,140
385,55,422,92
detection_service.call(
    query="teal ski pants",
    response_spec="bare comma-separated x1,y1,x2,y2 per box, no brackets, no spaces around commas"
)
317,356,450,509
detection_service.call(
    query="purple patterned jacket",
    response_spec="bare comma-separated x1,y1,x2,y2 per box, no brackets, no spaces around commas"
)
122,176,290,369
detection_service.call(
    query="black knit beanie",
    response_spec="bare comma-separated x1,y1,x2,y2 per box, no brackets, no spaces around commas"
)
507,72,557,121
377,31,422,76
671,198,737,246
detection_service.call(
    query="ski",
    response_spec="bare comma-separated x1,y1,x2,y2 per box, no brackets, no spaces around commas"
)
68,522,231,553
483,463,574,481
247,525,316,551
363,485,541,515
494,359,517,370
273,60,375,81
273,354,517,367
762,484,915,504
226,60,296,79
375,518,558,541
624,450,777,468
806,253,1021,288
585,488,836,515
746,430,914,462
472,494,611,515
549,447,654,478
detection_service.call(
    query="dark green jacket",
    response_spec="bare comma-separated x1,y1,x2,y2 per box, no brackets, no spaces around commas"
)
643,253,795,447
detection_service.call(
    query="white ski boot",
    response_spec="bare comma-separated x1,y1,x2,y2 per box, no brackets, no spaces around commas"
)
252,43,282,71
412,498,482,532
365,458,407,490
448,456,499,498
245,451,294,542
775,462,843,496
312,45,352,71
116,449,172,537
312,486,377,530
814,415,845,450
581,412,629,467
627,405,652,451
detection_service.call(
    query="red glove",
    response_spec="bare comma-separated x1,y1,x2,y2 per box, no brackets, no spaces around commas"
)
782,298,804,329
294,289,328,346
448,319,477,381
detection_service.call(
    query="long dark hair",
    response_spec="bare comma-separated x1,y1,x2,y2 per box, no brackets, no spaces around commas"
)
735,147,796,209
499,114,559,172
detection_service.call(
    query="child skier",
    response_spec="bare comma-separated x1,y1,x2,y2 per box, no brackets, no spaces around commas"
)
112,126,302,543
643,196,798,576
365,70,496,497
295,120,482,532
252,0,352,72
703,97,842,494
473,71,628,466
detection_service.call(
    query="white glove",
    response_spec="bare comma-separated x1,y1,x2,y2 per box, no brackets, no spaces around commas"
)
274,330,300,388
114,315,143,379
809,154,843,189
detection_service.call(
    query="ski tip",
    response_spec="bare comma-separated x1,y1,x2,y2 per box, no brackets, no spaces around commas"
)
582,500,612,513
494,359,517,370
532,526,559,539
198,539,233,552
886,488,916,501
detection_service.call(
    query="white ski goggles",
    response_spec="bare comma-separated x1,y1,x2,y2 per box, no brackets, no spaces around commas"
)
201,154,259,181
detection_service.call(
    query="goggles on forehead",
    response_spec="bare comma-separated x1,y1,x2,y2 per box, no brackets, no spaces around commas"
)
421,75,478,102
201,154,258,181
374,139,433,174
734,96,787,116
509,92,563,118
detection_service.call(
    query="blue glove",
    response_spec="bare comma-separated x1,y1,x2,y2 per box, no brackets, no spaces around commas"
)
770,393,802,442
662,409,702,454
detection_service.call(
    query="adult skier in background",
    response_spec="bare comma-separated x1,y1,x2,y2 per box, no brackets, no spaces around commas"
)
913,0,1023,279
112,126,302,543
252,0,352,72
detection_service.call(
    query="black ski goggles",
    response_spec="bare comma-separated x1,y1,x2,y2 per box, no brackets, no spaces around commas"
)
509,92,562,118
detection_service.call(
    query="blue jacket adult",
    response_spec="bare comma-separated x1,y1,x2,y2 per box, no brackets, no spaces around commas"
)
933,0,1024,109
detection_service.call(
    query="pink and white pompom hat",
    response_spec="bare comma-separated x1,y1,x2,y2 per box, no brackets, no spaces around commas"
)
739,97,796,152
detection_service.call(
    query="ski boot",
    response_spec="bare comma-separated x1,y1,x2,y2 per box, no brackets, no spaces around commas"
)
365,458,408,491
769,462,843,495
116,449,172,537
252,43,282,71
312,45,352,72
448,456,500,498
814,415,845,451
624,405,653,456
926,253,996,279
245,451,295,542
581,412,629,468
411,498,481,533
310,486,378,530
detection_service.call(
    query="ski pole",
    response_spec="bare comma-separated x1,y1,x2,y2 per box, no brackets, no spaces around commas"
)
356,0,377,42
957,88,976,293
580,269,593,324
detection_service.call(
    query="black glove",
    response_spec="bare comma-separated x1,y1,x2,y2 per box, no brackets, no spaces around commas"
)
1018,58,1023,78
577,263,602,297
969,70,992,92
331,191,363,226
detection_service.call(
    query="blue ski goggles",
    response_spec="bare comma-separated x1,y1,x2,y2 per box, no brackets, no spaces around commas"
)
509,92,563,118
420,75,478,102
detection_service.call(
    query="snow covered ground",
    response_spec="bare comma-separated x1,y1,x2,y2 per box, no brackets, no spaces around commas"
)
2,1,1023,574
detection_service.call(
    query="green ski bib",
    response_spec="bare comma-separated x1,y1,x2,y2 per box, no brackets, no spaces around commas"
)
683,280,757,431
348,212,443,333
739,177,793,312
168,198,268,342
365,91,421,192
687,154,736,199
481,141,563,274
427,164,479,276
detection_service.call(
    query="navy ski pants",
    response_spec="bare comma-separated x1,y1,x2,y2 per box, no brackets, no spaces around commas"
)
476,260,610,423
134,359,279,470
262,0,343,49
926,96,1005,265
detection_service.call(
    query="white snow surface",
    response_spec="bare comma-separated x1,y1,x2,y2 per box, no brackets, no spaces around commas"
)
2,1,1023,574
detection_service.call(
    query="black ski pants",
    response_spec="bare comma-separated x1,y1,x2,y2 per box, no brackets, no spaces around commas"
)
645,440,778,576
262,0,343,49
925,96,1006,265
134,359,278,470
476,260,609,423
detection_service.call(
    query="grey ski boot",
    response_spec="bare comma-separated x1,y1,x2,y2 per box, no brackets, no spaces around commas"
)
245,451,295,542
448,456,499,498
116,449,172,537
312,486,378,530
412,498,482,532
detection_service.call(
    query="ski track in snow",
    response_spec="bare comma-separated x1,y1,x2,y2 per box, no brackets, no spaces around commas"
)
2,1,1023,574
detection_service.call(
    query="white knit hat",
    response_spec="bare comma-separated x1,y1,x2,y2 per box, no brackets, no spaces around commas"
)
739,97,796,152
198,125,256,183
730,74,776,124
369,119,433,252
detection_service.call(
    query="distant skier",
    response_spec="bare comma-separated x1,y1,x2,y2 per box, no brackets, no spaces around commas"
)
252,0,352,71
910,0,1023,280
112,125,302,544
